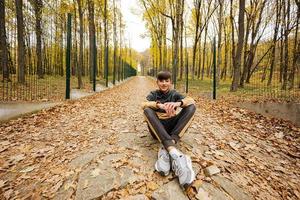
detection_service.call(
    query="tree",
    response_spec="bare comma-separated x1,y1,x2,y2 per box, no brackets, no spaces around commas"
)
240,0,267,86
140,0,166,71
191,0,202,80
118,1,123,81
268,0,281,86
15,0,26,83
33,0,43,79
281,0,290,90
201,0,213,80
231,0,245,91
216,0,224,84
0,0,9,80
76,0,83,88
288,0,300,89
104,0,109,87
113,0,117,84
88,0,96,82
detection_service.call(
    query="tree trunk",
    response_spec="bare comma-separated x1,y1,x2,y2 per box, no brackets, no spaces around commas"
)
197,36,202,79
221,18,228,80
288,1,299,89
230,0,235,80
191,0,201,80
245,1,267,84
268,0,281,86
231,0,245,91
104,0,109,86
217,0,223,84
15,0,26,83
0,0,9,80
72,1,77,76
113,0,117,84
279,27,284,83
281,0,290,90
59,14,64,76
119,3,122,81
240,12,250,87
33,0,43,79
88,0,96,82
201,23,208,80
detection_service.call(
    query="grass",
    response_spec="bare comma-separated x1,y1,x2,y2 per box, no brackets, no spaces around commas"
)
176,75,300,103
0,74,117,102
1,73,299,103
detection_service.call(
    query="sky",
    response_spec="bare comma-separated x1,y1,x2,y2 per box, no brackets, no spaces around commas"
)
120,0,150,52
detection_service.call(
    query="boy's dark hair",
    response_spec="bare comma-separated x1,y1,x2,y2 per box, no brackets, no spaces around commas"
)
157,71,171,81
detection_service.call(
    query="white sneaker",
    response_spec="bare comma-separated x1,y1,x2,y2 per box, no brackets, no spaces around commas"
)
172,153,195,188
155,146,171,176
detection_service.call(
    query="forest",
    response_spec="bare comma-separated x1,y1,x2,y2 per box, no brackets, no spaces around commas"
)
139,0,300,97
0,0,139,101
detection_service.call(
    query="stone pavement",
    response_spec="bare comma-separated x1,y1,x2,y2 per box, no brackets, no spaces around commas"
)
1,76,299,199
53,77,253,200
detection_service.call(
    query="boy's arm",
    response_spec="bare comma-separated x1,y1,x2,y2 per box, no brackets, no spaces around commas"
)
141,91,159,110
180,96,195,107
174,91,195,108
141,101,158,110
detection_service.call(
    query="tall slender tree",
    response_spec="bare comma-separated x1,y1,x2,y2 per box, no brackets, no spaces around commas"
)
268,0,281,86
76,0,83,88
15,0,26,83
113,0,117,84
231,0,245,91
0,0,9,80
88,0,96,82
104,0,109,87
33,0,43,79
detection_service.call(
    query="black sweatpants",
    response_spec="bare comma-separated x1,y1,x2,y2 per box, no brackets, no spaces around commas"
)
144,104,196,149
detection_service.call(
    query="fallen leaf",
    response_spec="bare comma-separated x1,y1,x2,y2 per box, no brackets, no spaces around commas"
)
196,188,211,200
146,181,158,190
83,180,89,189
9,154,26,164
0,180,6,188
4,189,13,199
20,165,36,173
91,168,101,177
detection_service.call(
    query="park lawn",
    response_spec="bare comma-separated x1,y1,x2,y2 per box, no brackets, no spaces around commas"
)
176,75,300,103
0,75,113,102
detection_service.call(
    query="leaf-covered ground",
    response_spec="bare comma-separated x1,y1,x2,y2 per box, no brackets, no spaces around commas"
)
0,76,299,200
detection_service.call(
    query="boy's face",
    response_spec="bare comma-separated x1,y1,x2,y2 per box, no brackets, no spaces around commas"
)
157,78,172,93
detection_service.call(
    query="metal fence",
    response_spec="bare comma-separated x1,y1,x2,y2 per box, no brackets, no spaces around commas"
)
0,11,136,102
175,38,300,102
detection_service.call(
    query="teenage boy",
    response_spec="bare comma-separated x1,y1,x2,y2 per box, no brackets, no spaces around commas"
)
142,71,196,189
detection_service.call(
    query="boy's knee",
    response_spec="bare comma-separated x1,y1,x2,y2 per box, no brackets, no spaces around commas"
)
144,107,155,115
185,104,196,113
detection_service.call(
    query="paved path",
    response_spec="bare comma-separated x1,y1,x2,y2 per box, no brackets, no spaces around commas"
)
0,102,60,122
0,76,299,200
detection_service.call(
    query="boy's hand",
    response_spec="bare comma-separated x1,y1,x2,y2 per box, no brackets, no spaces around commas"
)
158,102,181,117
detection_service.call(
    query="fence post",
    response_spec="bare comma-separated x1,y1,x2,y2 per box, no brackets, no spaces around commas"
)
65,13,72,99
93,36,96,92
213,37,217,100
185,50,189,94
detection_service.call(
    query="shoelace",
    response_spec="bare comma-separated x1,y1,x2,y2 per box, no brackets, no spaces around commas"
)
172,158,184,176
159,148,170,162
159,154,169,162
